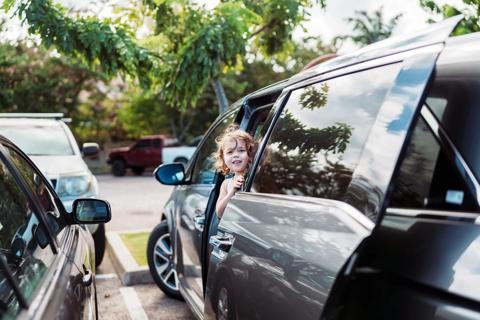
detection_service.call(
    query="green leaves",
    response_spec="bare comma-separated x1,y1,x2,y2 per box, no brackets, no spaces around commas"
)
9,0,157,88
420,0,480,35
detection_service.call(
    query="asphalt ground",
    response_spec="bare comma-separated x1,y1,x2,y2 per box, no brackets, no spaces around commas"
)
96,250,194,320
96,173,194,320
97,172,173,232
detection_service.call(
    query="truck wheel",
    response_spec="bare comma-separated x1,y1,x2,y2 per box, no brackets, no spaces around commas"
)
93,224,106,267
132,167,145,175
174,157,188,165
147,222,183,300
112,159,126,176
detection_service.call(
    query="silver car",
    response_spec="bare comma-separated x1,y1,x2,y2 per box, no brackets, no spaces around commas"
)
0,113,106,266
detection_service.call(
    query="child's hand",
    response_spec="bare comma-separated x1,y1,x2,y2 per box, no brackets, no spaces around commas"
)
231,174,244,191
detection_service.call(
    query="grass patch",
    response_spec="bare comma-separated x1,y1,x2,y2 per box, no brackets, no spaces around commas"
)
119,231,150,266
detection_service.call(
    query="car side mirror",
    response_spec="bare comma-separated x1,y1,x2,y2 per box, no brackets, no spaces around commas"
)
154,163,186,185
82,142,100,158
72,199,111,224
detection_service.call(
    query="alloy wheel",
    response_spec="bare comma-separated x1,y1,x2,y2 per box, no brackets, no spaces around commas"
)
153,233,179,291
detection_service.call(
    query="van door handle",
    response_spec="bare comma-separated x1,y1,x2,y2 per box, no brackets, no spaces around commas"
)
209,235,234,252
82,265,93,287
193,215,205,232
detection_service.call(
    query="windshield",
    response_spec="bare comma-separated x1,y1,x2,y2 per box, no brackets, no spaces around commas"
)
0,125,74,156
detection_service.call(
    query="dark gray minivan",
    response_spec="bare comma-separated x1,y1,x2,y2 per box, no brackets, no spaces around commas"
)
149,15,480,319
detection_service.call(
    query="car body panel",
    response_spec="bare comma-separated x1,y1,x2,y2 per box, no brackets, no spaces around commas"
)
176,185,213,300
205,193,373,319
23,226,95,319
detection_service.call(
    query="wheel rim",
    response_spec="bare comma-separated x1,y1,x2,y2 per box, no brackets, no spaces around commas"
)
153,233,179,291
217,287,229,320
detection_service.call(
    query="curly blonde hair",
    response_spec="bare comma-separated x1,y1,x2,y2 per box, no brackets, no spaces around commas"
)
215,124,257,175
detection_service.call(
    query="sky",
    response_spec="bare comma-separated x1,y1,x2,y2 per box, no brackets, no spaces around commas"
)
301,0,464,51
1,0,466,53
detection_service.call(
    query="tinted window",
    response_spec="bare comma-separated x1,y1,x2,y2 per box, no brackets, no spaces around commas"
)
390,117,479,212
425,70,480,184
191,112,237,184
252,64,400,199
153,139,161,148
0,124,74,156
4,147,66,238
0,154,56,312
134,139,150,149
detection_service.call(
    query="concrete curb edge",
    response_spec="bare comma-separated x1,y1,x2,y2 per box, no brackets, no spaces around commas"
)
106,231,154,286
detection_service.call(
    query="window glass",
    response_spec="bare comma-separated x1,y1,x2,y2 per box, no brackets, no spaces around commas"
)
425,74,480,184
390,117,479,212
153,139,161,148
252,64,401,199
191,112,238,184
4,147,66,239
0,154,56,311
134,139,150,149
0,124,74,156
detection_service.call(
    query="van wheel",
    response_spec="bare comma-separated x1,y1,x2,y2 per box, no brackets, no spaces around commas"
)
112,159,126,176
147,222,183,300
132,167,145,175
215,279,235,320
93,224,106,267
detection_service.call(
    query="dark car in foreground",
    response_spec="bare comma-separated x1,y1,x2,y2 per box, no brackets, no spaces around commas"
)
149,15,480,320
0,114,107,267
0,135,111,319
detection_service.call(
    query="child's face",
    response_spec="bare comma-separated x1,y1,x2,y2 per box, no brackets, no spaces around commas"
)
223,138,249,174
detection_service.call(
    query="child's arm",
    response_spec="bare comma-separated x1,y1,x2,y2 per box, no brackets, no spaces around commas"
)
216,175,243,218
216,180,232,219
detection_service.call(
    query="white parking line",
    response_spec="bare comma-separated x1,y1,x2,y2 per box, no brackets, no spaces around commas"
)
119,287,148,320
96,273,118,280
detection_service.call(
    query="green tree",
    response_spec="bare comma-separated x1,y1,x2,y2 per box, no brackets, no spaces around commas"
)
4,0,326,114
2,0,157,87
334,6,403,47
118,36,334,142
0,42,104,114
420,0,480,35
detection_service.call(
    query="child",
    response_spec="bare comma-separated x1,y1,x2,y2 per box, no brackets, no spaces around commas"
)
215,124,256,218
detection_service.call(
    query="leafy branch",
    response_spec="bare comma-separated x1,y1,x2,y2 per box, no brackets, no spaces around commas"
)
3,0,157,87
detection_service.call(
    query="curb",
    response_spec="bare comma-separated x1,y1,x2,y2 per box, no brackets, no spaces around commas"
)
106,230,154,286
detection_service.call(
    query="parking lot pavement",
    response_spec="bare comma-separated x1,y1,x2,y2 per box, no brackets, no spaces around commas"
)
97,250,194,320
97,173,173,232
95,174,193,319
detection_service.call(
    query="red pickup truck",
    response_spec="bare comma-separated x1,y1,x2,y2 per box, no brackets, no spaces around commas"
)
107,135,199,176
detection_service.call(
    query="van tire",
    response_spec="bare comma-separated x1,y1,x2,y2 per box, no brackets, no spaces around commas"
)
147,222,183,300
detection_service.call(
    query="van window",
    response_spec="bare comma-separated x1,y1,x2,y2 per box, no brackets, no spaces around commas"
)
252,64,401,200
191,112,238,184
389,117,479,212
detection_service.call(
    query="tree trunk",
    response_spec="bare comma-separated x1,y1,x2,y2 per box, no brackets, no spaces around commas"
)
211,77,229,114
